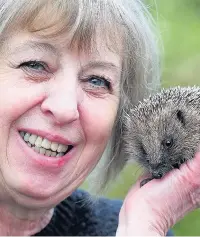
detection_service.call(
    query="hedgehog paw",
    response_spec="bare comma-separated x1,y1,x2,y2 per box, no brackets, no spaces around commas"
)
140,177,153,187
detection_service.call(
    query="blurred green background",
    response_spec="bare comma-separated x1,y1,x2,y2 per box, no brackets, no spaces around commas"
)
84,0,200,235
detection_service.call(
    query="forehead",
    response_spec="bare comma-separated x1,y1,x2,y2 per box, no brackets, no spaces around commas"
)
2,30,122,74
1,3,123,72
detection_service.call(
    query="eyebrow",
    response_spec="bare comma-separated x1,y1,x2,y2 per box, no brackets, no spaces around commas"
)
9,40,59,56
8,41,121,75
80,61,120,75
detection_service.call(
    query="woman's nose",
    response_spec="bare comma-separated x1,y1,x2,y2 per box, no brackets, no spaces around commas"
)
41,82,82,125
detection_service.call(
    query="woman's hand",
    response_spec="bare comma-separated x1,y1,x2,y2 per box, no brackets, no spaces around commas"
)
116,151,200,236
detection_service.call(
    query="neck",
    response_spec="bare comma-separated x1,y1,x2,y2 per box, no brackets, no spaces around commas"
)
0,204,53,236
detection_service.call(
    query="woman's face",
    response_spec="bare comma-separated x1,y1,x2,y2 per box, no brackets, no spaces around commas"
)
0,30,121,208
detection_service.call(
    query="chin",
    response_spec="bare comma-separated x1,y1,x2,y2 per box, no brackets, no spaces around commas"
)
1,171,65,208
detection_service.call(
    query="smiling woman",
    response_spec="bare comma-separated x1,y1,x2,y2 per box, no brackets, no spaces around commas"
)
0,0,161,236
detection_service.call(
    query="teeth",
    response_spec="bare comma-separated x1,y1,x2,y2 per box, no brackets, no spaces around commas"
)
50,152,57,157
29,134,37,145
35,136,43,148
45,150,51,156
24,133,31,142
51,142,59,151
57,144,68,153
56,152,65,157
33,146,65,157
39,148,46,155
20,131,25,138
20,131,72,157
41,139,51,149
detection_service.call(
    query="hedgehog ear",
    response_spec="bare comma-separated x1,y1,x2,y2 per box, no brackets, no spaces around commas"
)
176,110,185,125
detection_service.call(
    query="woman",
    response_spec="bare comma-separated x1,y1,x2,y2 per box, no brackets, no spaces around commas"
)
0,0,160,235
0,0,196,236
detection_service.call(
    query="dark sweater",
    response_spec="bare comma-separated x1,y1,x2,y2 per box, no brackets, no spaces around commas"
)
33,189,173,236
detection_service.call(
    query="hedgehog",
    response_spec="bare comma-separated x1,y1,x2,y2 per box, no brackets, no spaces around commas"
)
124,86,200,187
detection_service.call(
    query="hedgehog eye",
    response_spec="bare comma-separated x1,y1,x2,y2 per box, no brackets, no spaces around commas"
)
163,138,173,148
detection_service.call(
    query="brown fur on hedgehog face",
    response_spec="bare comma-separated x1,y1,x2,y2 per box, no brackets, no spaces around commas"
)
124,89,200,180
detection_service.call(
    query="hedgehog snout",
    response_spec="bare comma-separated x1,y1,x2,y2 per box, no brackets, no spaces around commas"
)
152,171,163,179
149,162,162,171
149,163,165,179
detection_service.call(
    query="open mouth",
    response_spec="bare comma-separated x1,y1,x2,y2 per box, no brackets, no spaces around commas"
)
19,131,73,158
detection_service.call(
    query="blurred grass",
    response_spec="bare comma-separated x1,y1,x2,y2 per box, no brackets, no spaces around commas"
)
152,0,200,87
83,0,200,235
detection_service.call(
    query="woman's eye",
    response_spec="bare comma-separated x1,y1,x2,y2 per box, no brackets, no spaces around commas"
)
81,74,114,96
16,60,52,82
88,76,111,89
18,60,48,72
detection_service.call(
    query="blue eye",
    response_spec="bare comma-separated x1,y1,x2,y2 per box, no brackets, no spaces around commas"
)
17,60,51,82
88,76,110,89
19,60,47,72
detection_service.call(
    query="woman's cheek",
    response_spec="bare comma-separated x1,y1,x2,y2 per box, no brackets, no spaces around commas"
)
0,78,45,122
79,96,119,142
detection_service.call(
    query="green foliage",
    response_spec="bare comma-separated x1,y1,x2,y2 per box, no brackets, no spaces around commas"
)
148,0,200,87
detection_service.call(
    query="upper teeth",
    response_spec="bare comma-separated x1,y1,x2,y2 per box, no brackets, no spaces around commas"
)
20,132,69,153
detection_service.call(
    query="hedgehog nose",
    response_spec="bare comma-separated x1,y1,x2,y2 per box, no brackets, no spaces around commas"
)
152,171,162,179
